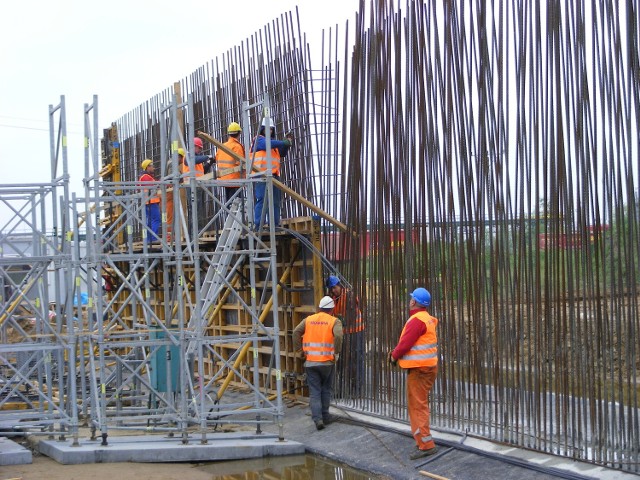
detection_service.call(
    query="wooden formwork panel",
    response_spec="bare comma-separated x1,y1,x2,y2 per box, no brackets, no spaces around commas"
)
106,216,323,398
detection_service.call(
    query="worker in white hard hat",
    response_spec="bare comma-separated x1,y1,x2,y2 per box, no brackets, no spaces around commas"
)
139,159,161,244
293,295,343,431
214,122,245,203
250,118,293,229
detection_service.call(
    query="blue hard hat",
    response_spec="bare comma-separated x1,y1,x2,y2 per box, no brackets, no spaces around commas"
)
411,288,431,307
325,275,340,289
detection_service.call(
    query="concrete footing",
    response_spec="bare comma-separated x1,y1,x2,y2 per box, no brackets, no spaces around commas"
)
38,432,304,465
0,436,33,465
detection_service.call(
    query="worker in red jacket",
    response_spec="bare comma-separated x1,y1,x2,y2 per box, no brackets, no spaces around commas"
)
389,288,439,460
139,159,161,244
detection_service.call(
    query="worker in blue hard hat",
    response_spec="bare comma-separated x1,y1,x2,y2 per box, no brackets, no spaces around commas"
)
325,274,365,398
388,287,439,460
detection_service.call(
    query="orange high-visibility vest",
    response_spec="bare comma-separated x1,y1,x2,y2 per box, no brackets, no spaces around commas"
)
139,173,160,204
333,291,364,333
180,157,205,177
215,137,244,181
302,312,337,362
251,140,281,175
397,311,438,368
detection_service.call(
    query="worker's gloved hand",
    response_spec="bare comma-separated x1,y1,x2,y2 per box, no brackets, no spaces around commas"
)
387,352,398,367
283,139,292,147
334,354,340,363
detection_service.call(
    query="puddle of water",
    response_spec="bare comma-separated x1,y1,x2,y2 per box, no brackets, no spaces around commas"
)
194,453,379,479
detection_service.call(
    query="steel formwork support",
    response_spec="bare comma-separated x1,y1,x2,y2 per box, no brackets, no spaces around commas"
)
0,96,74,438
69,91,287,443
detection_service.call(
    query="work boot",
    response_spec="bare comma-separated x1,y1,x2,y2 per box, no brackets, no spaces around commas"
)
314,420,325,431
409,446,438,460
322,415,334,425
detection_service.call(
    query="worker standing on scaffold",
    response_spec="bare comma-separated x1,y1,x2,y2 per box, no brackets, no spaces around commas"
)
250,118,293,229
178,139,213,232
214,122,245,203
139,159,161,245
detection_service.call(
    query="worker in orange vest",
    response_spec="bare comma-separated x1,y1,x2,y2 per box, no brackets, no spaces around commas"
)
214,122,245,202
326,275,365,398
293,296,343,431
250,118,293,228
177,139,212,232
139,159,161,244
389,288,439,460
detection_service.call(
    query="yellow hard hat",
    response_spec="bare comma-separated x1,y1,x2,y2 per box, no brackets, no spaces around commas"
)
177,148,186,157
227,122,241,133
141,159,153,170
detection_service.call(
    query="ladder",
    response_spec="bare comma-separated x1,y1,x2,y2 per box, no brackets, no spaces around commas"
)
189,197,244,331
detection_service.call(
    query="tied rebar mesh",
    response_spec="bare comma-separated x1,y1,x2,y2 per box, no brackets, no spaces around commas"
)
100,0,638,471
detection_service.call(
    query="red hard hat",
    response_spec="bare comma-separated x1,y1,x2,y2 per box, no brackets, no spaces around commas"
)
193,138,203,148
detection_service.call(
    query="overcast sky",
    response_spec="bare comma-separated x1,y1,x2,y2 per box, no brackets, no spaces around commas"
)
0,0,360,228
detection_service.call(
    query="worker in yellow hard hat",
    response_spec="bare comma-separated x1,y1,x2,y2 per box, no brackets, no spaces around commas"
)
139,159,160,244
214,121,245,202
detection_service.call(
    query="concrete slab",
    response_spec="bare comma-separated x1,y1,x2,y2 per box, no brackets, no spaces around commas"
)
0,436,32,465
38,431,303,465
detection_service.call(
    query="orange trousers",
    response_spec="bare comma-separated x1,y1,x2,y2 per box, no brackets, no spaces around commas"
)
407,365,438,450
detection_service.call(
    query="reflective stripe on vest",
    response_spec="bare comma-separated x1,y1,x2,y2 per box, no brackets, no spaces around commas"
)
252,146,281,176
182,162,204,177
216,137,243,180
398,311,438,368
302,312,336,362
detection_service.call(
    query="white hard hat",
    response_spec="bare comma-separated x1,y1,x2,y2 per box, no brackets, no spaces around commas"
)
261,118,274,128
318,296,335,309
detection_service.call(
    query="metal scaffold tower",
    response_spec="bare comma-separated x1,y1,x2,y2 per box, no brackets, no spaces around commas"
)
0,96,78,442
80,93,287,444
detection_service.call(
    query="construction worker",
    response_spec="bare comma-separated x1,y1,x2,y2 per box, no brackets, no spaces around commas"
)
139,159,161,244
177,139,215,177
293,295,343,431
326,275,365,397
250,119,293,228
177,140,212,232
214,122,245,202
388,287,439,460
139,159,161,243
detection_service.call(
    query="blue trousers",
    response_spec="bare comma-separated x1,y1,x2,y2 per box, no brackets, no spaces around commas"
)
145,203,161,243
306,363,335,423
253,181,282,227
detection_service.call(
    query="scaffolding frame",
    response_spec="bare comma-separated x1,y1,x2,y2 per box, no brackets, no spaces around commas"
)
77,93,286,445
0,96,78,442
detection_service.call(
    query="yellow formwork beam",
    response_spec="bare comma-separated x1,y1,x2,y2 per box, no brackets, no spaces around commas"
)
215,265,293,400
